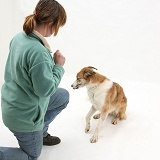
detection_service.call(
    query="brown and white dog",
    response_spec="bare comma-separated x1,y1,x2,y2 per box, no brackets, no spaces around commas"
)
71,66,127,143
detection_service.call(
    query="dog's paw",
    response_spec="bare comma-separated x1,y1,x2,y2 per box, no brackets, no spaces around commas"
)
93,113,100,119
112,118,119,125
90,136,98,143
85,126,90,133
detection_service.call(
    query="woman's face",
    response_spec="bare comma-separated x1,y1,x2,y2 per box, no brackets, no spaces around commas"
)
44,23,55,37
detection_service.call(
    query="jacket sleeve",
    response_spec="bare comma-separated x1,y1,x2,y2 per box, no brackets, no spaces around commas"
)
29,61,64,98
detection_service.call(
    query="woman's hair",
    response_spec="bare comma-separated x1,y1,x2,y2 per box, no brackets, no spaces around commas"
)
23,0,67,35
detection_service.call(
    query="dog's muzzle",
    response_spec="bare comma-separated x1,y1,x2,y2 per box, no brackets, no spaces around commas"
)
71,80,80,89
71,84,79,89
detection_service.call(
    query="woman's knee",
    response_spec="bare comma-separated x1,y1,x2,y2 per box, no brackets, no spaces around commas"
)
49,88,69,109
58,88,70,107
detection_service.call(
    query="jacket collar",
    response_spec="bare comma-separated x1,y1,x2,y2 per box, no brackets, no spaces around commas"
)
32,30,52,53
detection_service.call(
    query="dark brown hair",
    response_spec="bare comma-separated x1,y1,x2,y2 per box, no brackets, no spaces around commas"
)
23,0,67,35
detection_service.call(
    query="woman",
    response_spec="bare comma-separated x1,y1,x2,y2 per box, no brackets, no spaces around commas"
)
0,0,69,159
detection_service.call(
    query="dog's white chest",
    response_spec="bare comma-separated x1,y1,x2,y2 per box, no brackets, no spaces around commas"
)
88,90,106,111
87,80,113,111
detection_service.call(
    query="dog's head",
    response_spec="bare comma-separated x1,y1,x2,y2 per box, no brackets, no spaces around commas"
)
71,66,97,89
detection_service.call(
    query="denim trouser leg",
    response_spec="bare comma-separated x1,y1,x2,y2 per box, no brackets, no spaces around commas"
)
43,88,69,137
0,130,43,160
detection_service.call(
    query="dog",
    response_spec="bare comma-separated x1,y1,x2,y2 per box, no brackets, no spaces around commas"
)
71,66,127,143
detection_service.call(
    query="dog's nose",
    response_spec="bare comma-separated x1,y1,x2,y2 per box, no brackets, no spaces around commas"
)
71,84,73,87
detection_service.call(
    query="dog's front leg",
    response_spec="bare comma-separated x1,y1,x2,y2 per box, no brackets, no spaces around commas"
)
85,106,96,133
90,107,109,143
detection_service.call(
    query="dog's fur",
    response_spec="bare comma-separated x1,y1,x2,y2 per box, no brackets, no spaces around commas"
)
71,66,127,143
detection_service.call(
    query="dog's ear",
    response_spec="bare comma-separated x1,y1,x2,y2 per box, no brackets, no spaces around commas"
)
88,66,98,70
84,69,96,78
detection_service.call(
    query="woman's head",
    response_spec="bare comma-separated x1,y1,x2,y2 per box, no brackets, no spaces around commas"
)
23,0,67,36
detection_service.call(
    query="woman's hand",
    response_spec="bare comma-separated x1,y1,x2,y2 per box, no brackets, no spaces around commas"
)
53,50,65,66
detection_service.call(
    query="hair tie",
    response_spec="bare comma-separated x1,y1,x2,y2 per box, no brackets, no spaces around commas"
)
34,13,37,18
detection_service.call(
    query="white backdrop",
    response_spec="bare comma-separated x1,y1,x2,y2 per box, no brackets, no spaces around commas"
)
0,0,160,84
0,1,160,160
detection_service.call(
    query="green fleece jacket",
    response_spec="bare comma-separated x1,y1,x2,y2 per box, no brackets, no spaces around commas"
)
1,31,64,132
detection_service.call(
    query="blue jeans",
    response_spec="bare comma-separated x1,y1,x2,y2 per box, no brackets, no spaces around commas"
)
0,88,69,160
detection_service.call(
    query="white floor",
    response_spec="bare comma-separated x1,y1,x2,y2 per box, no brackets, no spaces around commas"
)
0,75,160,160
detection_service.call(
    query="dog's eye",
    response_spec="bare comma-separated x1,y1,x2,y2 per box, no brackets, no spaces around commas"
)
77,78,81,82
